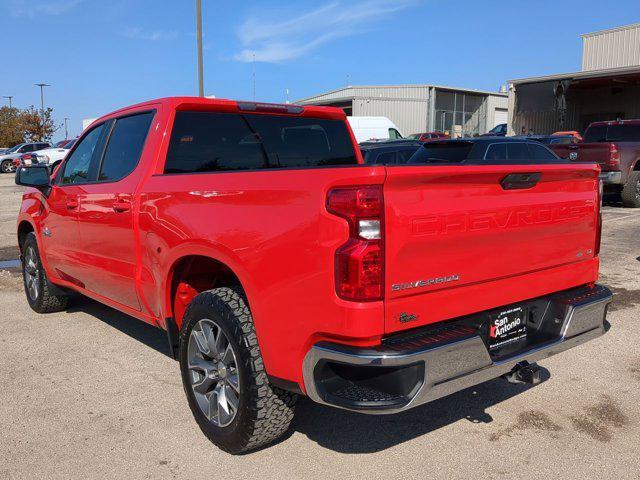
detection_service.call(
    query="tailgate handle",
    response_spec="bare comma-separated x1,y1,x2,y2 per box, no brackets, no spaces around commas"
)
501,172,541,190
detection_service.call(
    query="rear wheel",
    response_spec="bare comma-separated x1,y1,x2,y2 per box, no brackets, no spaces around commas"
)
21,232,68,313
1,160,14,173
179,287,297,454
621,170,640,208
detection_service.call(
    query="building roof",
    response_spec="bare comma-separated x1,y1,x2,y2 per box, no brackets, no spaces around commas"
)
508,65,640,85
295,84,507,104
581,23,640,38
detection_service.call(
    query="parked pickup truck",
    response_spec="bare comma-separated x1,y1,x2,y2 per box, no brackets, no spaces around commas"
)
550,120,640,207
16,97,612,454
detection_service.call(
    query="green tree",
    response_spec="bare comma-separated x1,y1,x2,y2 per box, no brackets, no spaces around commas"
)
0,106,24,147
0,105,60,147
21,106,59,142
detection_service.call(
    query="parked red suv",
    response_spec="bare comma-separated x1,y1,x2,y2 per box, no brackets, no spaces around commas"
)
16,97,611,453
406,131,450,142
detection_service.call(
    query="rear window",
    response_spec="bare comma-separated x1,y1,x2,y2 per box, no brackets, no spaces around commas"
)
408,142,473,164
584,124,608,143
164,111,357,174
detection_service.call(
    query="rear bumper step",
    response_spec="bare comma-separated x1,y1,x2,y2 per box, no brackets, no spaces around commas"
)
302,284,612,414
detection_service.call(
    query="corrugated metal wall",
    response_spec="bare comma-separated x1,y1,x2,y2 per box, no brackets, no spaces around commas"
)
582,24,640,71
297,86,507,136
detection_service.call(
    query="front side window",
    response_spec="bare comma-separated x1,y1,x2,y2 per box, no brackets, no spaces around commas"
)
60,124,104,185
164,111,357,174
99,112,154,182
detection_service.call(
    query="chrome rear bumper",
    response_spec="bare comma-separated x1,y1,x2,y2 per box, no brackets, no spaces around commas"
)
303,285,612,414
600,171,622,184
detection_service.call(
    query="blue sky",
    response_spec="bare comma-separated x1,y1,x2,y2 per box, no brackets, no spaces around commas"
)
1,0,638,139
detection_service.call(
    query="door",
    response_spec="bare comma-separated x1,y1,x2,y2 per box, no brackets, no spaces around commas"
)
42,123,107,285
76,111,155,310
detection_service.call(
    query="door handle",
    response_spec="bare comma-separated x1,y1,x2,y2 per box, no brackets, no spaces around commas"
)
501,172,542,190
112,199,131,213
66,199,78,210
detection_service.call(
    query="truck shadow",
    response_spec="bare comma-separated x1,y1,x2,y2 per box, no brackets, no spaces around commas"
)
291,372,550,453
65,295,174,358
66,295,551,454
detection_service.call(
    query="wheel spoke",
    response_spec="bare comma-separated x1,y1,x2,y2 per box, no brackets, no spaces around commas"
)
192,374,216,395
214,329,226,358
192,328,210,356
222,343,234,365
224,384,239,412
188,355,211,372
227,372,240,393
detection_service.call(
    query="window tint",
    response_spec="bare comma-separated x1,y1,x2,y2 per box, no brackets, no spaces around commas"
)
408,142,473,164
60,124,104,184
584,124,607,143
550,137,572,144
507,143,529,161
485,143,507,161
99,112,154,182
20,145,33,153
606,124,640,142
528,143,558,161
37,143,49,150
164,112,357,173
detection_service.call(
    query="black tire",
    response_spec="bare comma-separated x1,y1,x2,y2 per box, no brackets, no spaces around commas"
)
179,287,297,454
21,232,68,313
621,170,640,208
1,159,14,173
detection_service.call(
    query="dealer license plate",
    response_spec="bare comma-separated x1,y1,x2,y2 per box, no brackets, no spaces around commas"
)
488,306,528,352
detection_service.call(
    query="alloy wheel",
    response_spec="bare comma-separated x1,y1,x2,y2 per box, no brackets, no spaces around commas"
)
23,246,39,301
187,318,240,427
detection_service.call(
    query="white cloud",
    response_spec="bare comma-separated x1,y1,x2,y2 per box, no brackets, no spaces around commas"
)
233,0,417,63
9,0,84,17
122,27,178,41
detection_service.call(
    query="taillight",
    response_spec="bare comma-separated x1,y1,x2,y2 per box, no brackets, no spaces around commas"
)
327,185,384,301
595,178,603,256
608,143,620,167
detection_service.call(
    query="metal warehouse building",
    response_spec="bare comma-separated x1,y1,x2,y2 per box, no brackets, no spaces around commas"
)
508,23,640,135
296,85,508,137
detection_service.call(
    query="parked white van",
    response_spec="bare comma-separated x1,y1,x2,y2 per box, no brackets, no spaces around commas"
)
347,116,403,143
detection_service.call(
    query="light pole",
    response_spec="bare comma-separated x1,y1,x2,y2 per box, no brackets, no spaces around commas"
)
64,117,69,139
195,0,204,97
35,83,50,141
2,96,12,109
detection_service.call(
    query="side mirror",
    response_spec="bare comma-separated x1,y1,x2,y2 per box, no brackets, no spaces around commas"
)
15,166,51,191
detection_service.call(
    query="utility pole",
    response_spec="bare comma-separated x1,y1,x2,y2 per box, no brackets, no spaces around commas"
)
2,96,12,109
195,0,204,97
64,117,69,139
252,52,256,101
35,83,50,141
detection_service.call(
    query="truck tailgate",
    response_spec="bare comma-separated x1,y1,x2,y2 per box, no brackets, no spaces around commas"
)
383,163,600,334
552,143,614,171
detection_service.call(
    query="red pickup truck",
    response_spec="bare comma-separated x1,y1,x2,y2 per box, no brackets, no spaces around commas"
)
550,120,640,207
16,97,612,453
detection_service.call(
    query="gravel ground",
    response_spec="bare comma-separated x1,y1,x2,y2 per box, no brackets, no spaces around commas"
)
0,175,638,480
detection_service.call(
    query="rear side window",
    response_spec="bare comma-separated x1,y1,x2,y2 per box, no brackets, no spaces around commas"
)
584,125,607,143
164,111,357,174
397,148,419,163
388,128,402,140
374,152,396,165
606,124,640,142
408,142,473,164
99,111,154,182
528,143,558,160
